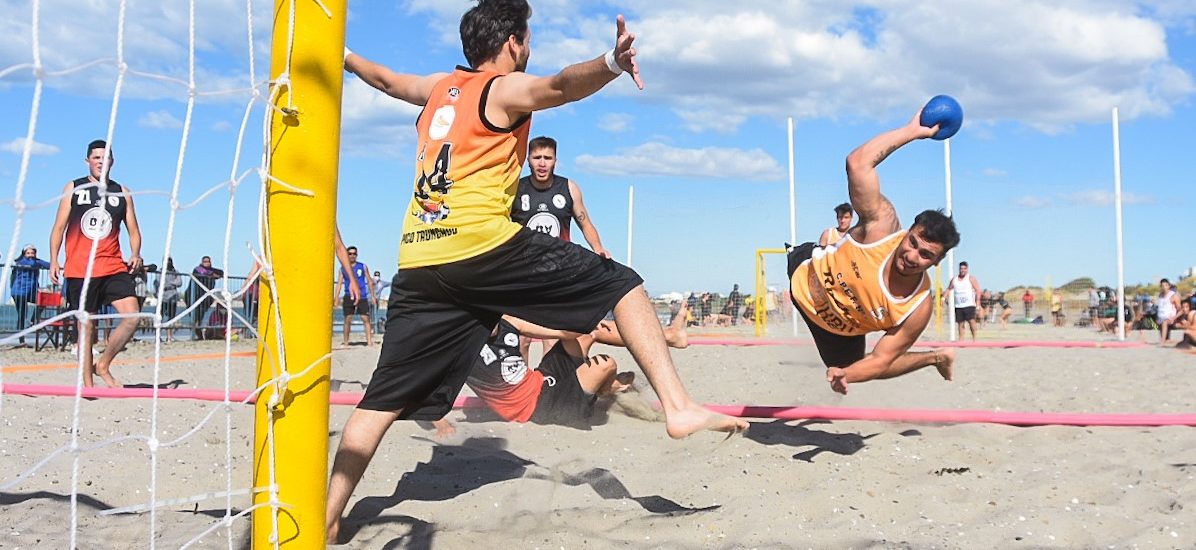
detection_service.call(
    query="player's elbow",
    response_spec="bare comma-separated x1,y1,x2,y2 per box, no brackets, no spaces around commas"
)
845,149,871,177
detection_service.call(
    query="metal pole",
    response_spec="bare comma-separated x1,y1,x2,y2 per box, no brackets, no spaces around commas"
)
626,184,634,268
1112,107,1126,341
945,138,956,341
788,117,798,336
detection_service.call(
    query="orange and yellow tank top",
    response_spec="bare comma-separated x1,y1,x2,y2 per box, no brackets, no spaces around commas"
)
791,230,930,336
398,66,531,269
825,227,843,246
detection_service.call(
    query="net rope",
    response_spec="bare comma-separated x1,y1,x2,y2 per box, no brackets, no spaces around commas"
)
0,0,329,547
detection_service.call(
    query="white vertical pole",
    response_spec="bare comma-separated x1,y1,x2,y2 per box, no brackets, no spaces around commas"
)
626,184,635,268
788,117,799,336
945,138,957,341
1112,107,1126,341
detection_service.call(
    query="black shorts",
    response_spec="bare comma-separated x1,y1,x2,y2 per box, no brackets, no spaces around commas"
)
529,344,595,428
955,306,977,322
787,242,866,367
359,228,643,420
342,296,371,317
66,273,136,313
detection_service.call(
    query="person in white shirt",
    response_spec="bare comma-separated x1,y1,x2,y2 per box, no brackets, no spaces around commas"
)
945,261,982,341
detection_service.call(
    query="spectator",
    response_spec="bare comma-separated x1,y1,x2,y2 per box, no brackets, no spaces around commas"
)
723,283,743,326
190,256,224,340
1157,278,1182,343
1022,289,1034,319
9,244,50,347
1050,289,1064,327
243,261,262,330
152,258,183,343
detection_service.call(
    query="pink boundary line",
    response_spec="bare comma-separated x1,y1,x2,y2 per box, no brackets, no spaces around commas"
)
3,384,1193,427
687,337,1148,349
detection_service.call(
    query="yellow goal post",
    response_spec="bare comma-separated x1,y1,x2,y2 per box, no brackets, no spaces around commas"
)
754,248,789,337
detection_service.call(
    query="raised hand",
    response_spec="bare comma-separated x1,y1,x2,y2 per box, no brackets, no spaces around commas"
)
614,15,644,90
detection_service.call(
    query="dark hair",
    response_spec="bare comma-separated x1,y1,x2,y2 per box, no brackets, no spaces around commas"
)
86,139,108,157
459,0,530,68
529,136,557,153
202,256,212,261
1161,278,1171,285
347,246,358,253
833,202,854,216
911,209,960,253
959,261,968,267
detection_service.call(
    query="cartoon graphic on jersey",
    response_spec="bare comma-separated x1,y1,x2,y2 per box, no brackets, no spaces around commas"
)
526,211,562,237
413,141,455,225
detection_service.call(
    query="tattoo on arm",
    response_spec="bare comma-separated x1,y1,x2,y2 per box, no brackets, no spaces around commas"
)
576,210,587,222
872,144,900,167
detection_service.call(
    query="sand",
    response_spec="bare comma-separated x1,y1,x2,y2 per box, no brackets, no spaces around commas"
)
1,322,1194,549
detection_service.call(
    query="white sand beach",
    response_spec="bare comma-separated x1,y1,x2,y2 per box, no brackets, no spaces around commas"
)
2,323,1194,549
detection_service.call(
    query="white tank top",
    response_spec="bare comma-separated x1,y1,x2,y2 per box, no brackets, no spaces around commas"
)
1157,290,1178,321
952,275,976,308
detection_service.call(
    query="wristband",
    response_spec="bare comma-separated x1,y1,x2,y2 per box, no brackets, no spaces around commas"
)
603,49,621,75
344,46,353,62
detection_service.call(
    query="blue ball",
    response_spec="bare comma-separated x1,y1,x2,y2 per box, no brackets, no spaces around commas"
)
919,95,963,140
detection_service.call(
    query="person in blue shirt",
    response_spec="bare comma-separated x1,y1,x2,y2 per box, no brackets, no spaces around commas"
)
333,245,373,347
10,244,51,346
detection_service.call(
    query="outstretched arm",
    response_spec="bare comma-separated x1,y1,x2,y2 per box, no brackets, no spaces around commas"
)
344,52,449,106
501,315,587,341
845,110,939,243
826,299,932,393
568,181,609,258
488,15,642,127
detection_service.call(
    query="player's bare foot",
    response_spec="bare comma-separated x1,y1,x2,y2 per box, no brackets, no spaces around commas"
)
664,403,748,439
432,419,457,440
665,303,690,349
934,348,955,381
95,365,122,388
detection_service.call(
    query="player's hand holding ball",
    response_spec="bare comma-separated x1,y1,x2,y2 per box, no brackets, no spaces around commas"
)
917,95,963,140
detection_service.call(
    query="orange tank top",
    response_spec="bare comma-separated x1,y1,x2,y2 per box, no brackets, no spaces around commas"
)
791,230,930,336
398,67,531,268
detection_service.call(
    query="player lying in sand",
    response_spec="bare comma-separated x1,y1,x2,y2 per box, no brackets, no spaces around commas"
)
433,305,691,435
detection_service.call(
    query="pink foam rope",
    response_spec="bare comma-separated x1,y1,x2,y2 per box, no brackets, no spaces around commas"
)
687,337,1146,349
3,384,1193,427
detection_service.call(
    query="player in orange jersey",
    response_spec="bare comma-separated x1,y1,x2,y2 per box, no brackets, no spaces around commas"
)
788,110,961,395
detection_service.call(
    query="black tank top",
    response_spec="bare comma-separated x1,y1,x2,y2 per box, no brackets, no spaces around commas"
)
511,174,573,241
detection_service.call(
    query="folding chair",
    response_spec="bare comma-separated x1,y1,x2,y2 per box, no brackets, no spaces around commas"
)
33,290,75,352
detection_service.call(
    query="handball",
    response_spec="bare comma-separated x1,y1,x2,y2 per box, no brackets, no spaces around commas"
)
919,95,963,140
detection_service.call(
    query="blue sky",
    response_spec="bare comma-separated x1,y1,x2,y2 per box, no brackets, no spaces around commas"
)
2,1,1194,297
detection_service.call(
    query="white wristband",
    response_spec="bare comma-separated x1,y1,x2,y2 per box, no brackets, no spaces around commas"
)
603,49,621,75
344,46,353,62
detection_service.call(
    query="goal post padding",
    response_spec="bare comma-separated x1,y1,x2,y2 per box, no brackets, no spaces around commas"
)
254,0,346,547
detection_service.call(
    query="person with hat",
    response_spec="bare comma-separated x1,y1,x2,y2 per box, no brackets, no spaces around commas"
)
10,244,51,346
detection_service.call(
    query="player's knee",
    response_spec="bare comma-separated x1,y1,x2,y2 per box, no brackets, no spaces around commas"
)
587,354,617,377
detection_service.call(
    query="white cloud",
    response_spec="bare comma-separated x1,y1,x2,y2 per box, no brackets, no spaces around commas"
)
410,1,1195,134
982,168,1007,178
575,142,783,181
1014,195,1053,209
0,1,272,101
339,76,423,158
1060,189,1157,206
1015,188,1158,209
211,120,232,132
138,109,183,129
0,137,59,155
597,112,633,133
